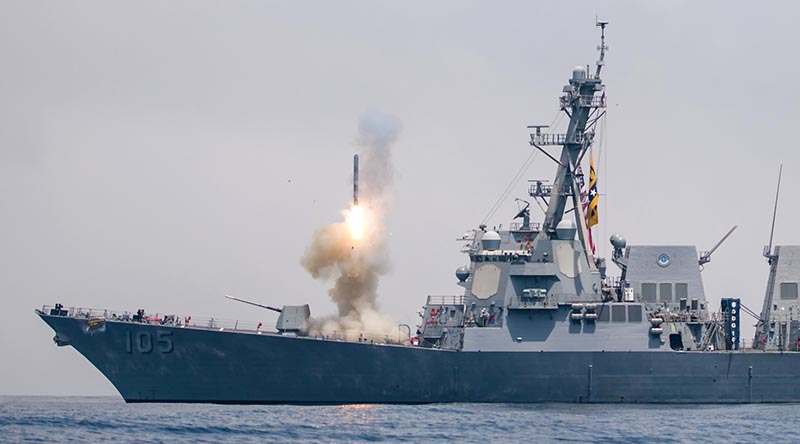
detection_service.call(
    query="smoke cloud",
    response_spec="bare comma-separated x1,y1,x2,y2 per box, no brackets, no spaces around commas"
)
300,111,402,341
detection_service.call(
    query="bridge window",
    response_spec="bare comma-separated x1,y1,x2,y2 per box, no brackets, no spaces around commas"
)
597,305,610,322
611,305,626,322
780,282,798,300
659,283,673,302
675,283,689,300
641,283,657,303
628,305,643,322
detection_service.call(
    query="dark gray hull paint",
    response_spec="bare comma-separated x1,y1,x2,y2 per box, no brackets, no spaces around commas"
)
40,314,800,404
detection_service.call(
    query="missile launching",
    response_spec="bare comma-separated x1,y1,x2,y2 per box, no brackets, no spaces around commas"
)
353,154,359,206
346,153,366,240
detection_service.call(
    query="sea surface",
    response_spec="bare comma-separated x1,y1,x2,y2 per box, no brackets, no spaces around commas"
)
1,396,799,443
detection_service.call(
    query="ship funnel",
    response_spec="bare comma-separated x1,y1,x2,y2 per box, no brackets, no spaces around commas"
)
481,231,501,250
556,219,577,240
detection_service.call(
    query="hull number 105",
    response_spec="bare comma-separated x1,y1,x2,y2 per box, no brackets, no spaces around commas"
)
125,330,174,353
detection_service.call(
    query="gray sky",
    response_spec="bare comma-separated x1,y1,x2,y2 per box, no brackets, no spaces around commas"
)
2,1,799,395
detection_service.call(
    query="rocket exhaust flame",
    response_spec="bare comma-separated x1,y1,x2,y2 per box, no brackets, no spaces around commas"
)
300,112,401,341
345,204,367,241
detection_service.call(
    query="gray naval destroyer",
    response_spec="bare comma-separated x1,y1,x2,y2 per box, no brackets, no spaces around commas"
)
37,24,800,403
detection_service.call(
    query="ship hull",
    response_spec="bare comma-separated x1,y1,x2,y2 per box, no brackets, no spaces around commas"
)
39,314,800,404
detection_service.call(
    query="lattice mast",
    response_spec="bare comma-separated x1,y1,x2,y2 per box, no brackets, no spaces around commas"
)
531,21,608,267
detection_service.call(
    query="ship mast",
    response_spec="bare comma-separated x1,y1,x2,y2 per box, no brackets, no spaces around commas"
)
595,21,608,78
531,21,608,268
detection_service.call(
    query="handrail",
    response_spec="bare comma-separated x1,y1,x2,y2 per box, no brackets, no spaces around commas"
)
40,304,267,331
510,222,542,231
38,305,409,345
529,132,585,146
426,295,465,306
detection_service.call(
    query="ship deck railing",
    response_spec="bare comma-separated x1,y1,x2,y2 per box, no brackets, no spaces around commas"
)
304,330,409,344
426,295,465,306
38,304,411,345
530,132,585,146
509,222,543,232
507,294,560,310
40,304,267,332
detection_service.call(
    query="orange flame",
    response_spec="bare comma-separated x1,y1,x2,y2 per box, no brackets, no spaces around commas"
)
345,205,367,241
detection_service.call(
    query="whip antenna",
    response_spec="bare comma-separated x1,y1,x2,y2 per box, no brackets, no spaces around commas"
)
764,164,783,262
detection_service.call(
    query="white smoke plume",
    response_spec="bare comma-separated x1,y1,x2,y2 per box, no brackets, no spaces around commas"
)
300,111,401,342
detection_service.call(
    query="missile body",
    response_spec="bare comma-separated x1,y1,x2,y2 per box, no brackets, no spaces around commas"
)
353,154,359,205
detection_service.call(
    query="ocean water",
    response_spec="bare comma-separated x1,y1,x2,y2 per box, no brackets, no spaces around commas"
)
1,396,799,444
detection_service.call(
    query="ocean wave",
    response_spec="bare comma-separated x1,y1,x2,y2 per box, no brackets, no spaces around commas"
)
2,397,799,444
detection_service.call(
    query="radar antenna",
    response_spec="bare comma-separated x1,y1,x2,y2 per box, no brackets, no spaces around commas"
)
513,198,531,230
764,165,783,263
699,225,738,266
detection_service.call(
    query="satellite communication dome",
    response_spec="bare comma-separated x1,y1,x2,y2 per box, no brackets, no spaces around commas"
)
556,219,577,240
481,231,501,251
456,266,470,282
572,65,587,80
610,233,627,250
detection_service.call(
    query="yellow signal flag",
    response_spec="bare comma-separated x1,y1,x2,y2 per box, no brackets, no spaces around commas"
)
587,151,599,228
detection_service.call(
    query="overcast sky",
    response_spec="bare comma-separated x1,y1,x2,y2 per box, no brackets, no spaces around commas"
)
2,1,799,396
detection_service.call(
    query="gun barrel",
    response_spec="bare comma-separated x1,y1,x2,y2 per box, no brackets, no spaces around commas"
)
224,295,282,313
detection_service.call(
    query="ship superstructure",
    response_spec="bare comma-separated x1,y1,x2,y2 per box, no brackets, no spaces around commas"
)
417,22,730,355
36,24,800,403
